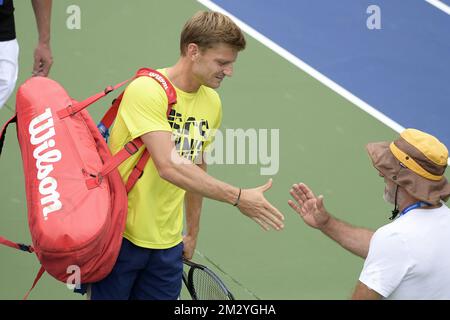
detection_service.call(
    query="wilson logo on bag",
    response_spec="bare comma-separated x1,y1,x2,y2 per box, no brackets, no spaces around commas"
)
0,68,176,299
29,108,63,220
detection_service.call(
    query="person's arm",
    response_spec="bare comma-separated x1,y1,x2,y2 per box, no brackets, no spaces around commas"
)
141,131,284,231
288,183,373,258
351,281,382,300
183,160,206,260
319,214,374,259
31,0,53,76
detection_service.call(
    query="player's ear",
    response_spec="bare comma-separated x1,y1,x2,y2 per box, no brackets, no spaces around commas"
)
187,43,200,61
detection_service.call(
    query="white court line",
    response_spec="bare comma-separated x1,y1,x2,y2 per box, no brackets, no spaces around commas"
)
197,0,450,165
196,0,404,134
425,0,450,15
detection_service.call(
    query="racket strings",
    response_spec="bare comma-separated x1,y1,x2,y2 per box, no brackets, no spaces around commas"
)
191,268,231,300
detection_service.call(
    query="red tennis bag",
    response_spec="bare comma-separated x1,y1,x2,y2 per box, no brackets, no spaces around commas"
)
0,68,176,298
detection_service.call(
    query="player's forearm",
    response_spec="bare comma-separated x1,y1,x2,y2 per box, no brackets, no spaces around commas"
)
160,161,239,206
32,0,52,44
184,163,206,237
142,132,239,204
185,191,203,237
320,216,374,258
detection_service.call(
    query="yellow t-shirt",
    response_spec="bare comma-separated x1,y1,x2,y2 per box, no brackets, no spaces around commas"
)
108,69,222,249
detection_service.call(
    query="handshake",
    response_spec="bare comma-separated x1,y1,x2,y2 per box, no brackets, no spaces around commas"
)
235,179,328,231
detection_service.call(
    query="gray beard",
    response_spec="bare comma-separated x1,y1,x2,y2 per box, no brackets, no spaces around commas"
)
383,189,395,205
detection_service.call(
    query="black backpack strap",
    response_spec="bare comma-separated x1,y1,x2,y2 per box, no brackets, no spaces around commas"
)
0,114,17,156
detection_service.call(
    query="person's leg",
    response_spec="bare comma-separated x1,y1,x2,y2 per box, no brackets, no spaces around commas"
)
90,238,150,300
130,242,183,300
0,39,19,109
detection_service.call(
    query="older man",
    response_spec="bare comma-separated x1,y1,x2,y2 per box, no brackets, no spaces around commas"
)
289,128,450,299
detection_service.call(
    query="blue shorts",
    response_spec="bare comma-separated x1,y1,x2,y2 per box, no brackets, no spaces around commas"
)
87,238,183,300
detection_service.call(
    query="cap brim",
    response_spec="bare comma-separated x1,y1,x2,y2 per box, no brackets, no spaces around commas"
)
366,142,450,204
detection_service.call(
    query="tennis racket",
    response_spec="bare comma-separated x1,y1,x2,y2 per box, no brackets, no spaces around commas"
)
182,259,235,300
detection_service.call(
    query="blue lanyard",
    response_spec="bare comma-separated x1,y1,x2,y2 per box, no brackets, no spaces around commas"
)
400,201,431,216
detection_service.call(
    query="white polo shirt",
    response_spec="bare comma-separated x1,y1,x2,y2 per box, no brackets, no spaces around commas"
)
359,203,450,299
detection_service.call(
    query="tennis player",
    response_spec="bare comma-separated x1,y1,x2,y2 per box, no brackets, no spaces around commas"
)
86,11,284,300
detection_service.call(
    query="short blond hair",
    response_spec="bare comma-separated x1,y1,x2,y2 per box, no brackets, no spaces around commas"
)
180,11,246,55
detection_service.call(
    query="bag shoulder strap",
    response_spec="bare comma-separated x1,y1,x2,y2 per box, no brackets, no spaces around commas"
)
99,68,177,133
122,68,177,193
86,68,177,192
56,79,131,120
0,114,17,156
23,266,46,300
0,115,39,298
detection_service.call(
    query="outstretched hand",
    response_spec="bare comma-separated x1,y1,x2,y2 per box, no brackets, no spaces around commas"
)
237,179,285,231
288,183,330,229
